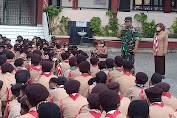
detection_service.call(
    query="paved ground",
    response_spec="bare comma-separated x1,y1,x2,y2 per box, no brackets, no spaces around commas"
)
84,49,177,97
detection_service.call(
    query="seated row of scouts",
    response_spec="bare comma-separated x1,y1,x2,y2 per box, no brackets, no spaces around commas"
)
0,35,176,118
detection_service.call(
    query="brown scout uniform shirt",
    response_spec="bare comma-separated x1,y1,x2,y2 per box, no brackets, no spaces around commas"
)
115,72,136,96
90,65,100,77
119,94,131,115
29,66,42,82
104,110,126,118
83,85,95,98
64,67,81,80
149,102,175,118
162,92,177,111
6,99,21,118
126,85,147,101
76,109,103,118
109,67,124,82
74,74,92,96
58,60,70,76
18,107,37,118
34,72,57,90
60,93,88,118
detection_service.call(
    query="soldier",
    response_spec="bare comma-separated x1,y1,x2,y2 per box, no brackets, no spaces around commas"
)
117,17,140,63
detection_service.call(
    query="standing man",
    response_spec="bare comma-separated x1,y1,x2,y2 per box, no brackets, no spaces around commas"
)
117,17,140,63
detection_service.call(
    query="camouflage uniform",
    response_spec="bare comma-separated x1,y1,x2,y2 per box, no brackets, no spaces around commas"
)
121,26,140,62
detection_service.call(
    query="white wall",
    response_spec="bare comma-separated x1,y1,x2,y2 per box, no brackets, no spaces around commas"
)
59,9,177,28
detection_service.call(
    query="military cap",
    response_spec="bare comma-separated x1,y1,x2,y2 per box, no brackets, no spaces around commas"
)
124,17,132,21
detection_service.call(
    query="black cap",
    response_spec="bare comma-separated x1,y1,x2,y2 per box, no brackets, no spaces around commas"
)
124,17,132,21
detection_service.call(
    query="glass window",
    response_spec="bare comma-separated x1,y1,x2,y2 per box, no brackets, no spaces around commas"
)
171,0,177,11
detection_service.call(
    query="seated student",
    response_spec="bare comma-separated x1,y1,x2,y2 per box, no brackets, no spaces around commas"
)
106,58,115,82
0,63,16,100
5,50,15,66
63,42,69,52
106,82,130,115
56,43,64,56
6,84,22,118
90,57,99,78
64,56,81,80
57,52,70,76
90,42,99,57
34,61,57,89
14,58,27,72
126,72,148,101
155,82,177,111
97,41,108,58
84,71,107,98
77,55,87,66
33,49,42,57
20,97,29,116
109,56,124,82
18,83,49,118
76,93,103,118
48,77,68,106
74,61,92,96
15,70,30,85
127,100,149,118
115,60,136,96
98,61,110,78
149,73,162,87
29,54,42,83
99,89,126,118
37,102,61,118
60,80,88,118
145,87,175,118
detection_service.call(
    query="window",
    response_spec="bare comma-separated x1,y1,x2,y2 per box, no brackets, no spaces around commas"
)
133,0,163,11
171,0,177,11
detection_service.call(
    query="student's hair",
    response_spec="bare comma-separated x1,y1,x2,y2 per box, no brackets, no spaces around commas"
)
31,54,42,66
87,93,101,110
20,97,29,113
114,56,123,67
61,52,70,61
135,72,148,85
5,50,15,59
1,63,14,73
151,73,162,85
0,80,3,89
69,56,77,66
0,55,7,66
90,57,99,65
98,61,106,70
41,61,53,72
14,58,24,67
79,61,90,73
56,77,67,85
11,84,23,97
64,80,80,94
106,58,114,68
56,44,62,49
77,55,87,65
33,50,42,56
20,84,28,97
148,98,162,103
15,70,30,84
106,82,120,93
49,78,57,84
122,60,134,72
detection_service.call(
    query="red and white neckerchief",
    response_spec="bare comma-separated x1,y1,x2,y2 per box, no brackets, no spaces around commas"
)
124,72,132,76
28,110,38,118
151,102,164,107
119,94,123,100
69,93,79,101
58,62,62,76
14,67,23,72
59,85,64,88
105,110,121,118
163,92,171,98
92,65,97,67
116,68,123,72
41,72,52,77
64,60,69,63
89,110,102,118
33,66,42,71
6,60,13,63
81,73,90,77
154,35,158,55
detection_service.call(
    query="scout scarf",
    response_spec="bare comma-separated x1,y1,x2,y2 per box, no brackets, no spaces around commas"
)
154,35,158,55
163,92,171,98
89,110,102,118
69,93,79,101
105,110,121,118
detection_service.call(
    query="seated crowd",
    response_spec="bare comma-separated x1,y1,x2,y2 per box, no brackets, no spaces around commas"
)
0,35,176,118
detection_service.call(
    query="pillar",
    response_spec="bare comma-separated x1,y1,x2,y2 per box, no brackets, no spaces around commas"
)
111,0,119,18
163,0,171,13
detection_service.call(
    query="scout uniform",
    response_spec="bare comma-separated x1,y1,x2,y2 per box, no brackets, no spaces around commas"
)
60,80,88,118
18,107,38,118
121,17,140,62
90,65,99,78
76,109,103,118
58,60,70,76
145,87,175,118
109,67,123,82
115,72,136,96
64,66,81,80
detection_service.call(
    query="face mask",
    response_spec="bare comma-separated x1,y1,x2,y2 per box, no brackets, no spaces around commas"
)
101,44,104,47
52,58,57,62
156,27,161,32
64,48,68,51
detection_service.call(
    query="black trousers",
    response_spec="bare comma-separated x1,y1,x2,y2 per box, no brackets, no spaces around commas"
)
154,56,165,75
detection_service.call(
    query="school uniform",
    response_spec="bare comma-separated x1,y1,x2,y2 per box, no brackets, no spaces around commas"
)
104,110,126,118
153,31,168,75
126,85,147,101
100,69,111,80
6,59,14,67
0,73,16,99
14,66,27,72
76,109,103,118
119,94,131,115
60,93,88,118
29,65,42,83
90,65,99,77
115,72,136,96
64,67,81,80
48,86,68,106
6,99,21,118
18,107,38,118
108,67,124,82
58,60,70,76
83,85,95,98
34,72,57,90
74,74,92,96
162,92,177,111
149,102,175,118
